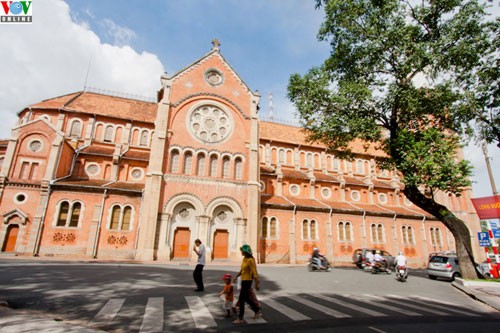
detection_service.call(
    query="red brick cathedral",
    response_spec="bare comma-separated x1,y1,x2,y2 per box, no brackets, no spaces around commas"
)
0,41,481,268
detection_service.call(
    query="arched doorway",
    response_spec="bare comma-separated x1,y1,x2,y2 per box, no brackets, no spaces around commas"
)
2,225,19,252
172,227,190,259
213,229,229,259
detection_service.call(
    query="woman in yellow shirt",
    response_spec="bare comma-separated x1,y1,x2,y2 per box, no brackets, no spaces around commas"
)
232,244,262,324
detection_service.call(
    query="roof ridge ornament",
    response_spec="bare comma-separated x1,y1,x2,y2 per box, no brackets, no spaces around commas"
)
211,38,220,50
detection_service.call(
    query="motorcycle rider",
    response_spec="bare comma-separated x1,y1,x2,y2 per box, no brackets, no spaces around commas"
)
365,250,375,265
394,251,407,268
373,250,387,270
312,247,327,270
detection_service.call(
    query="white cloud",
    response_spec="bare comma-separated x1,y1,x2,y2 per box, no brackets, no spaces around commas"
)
101,18,136,47
0,0,164,139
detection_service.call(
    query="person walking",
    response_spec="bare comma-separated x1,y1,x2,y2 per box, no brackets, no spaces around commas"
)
232,244,262,324
193,239,205,292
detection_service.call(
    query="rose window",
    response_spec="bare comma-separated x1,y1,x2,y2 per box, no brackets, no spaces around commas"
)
189,105,232,143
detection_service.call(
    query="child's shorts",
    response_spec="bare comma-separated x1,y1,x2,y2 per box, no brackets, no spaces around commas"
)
223,300,233,310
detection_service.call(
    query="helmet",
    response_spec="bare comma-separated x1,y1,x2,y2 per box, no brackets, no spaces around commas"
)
240,244,252,255
375,250,381,254
313,247,319,251
222,273,232,280
398,251,403,256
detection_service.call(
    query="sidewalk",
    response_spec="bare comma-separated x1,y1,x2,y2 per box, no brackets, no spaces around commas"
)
452,278,500,311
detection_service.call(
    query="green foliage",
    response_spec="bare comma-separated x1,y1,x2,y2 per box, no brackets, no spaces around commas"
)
288,0,495,195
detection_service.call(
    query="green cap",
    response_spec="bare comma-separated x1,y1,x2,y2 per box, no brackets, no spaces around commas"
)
240,244,252,255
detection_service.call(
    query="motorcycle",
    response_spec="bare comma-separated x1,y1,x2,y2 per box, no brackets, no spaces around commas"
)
308,256,332,272
362,260,374,272
395,265,408,282
371,260,391,274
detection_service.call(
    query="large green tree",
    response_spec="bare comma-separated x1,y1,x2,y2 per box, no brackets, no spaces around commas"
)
288,0,497,278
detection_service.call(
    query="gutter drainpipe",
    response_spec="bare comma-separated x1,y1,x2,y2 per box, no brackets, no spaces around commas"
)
33,182,51,256
92,189,107,258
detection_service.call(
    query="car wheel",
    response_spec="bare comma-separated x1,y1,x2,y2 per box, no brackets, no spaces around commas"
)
451,272,461,281
428,275,437,280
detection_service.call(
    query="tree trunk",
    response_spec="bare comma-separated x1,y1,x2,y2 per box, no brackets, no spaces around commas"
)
404,185,479,279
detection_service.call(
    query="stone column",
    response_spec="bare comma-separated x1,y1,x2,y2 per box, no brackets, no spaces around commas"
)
157,213,172,261
196,215,211,262
233,218,247,260
288,217,297,264
135,77,172,261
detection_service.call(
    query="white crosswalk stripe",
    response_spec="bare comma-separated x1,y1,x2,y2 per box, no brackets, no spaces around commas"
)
313,294,387,317
356,294,423,316
89,298,125,326
89,292,485,330
140,297,164,333
287,294,351,318
185,296,217,329
259,296,310,321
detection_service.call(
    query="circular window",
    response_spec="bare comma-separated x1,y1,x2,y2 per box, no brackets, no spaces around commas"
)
188,104,233,143
378,193,388,204
130,168,144,180
85,163,100,176
289,184,300,196
321,187,331,199
204,69,223,86
350,190,361,202
29,139,42,152
14,193,27,204
259,181,266,193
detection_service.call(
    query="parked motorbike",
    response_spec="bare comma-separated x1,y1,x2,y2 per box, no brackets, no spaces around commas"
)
308,256,332,272
371,260,391,274
395,265,408,282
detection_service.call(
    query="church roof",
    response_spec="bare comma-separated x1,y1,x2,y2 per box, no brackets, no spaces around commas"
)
28,91,157,123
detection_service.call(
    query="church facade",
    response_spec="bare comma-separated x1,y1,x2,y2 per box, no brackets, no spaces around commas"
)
0,42,482,268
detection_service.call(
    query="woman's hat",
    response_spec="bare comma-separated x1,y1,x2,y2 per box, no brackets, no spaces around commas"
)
240,244,252,255
222,273,232,280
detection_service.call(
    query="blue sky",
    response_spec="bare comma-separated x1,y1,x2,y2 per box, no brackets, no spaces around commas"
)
0,0,498,198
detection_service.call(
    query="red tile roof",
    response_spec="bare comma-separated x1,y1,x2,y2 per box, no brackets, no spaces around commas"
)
79,146,115,156
29,92,157,123
122,150,150,161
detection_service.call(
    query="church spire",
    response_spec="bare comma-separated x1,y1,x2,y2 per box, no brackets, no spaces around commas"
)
211,38,220,51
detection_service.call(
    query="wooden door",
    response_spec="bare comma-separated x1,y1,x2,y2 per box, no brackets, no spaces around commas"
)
2,225,19,252
213,229,229,259
172,228,190,259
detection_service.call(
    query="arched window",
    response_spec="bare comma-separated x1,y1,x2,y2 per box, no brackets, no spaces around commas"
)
210,155,218,177
197,153,205,176
270,217,277,238
184,152,193,174
109,205,133,231
234,157,243,180
140,130,149,146
69,120,82,138
302,220,309,240
261,216,278,239
278,149,285,165
56,201,83,227
69,202,81,227
356,159,364,174
170,150,180,173
302,219,317,240
261,217,268,238
222,156,230,178
371,223,385,243
306,153,313,169
57,202,69,226
338,221,352,241
104,125,114,142
430,227,442,247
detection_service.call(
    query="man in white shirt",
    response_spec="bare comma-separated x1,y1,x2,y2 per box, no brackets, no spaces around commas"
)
193,239,206,292
395,251,407,267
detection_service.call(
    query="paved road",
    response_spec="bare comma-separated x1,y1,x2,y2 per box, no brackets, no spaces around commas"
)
0,260,498,332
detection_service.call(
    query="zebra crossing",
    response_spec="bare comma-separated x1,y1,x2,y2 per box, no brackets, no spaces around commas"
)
87,292,490,332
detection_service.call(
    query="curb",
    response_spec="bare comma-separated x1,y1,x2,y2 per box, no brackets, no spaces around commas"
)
452,280,500,311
